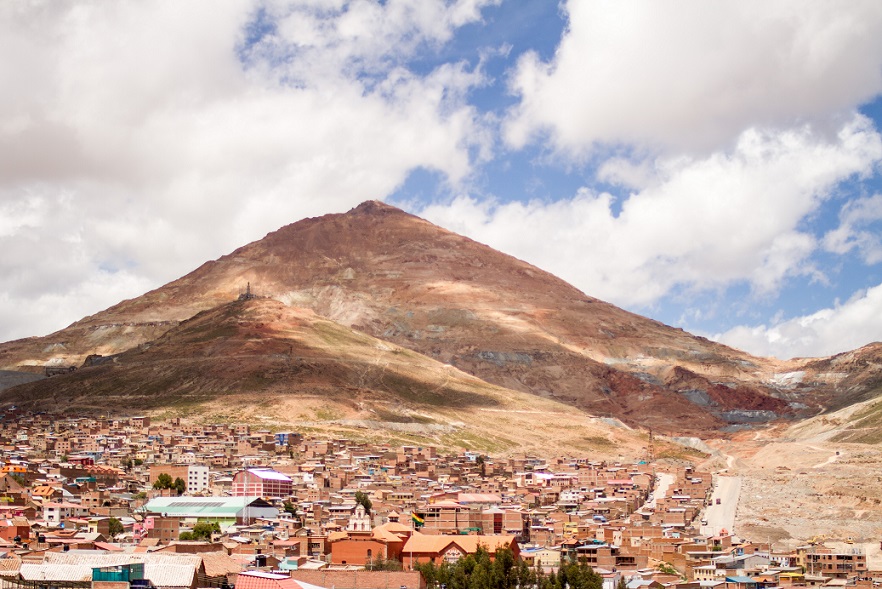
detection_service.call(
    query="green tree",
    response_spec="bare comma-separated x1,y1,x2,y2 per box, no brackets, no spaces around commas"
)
180,521,219,541
173,477,186,495
658,563,679,575
107,517,124,538
515,560,536,589
556,559,603,589
354,490,372,514
476,455,487,477
283,500,297,515
415,546,543,589
153,473,173,490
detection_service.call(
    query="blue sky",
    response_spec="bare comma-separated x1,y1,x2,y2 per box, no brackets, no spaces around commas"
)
1,1,882,360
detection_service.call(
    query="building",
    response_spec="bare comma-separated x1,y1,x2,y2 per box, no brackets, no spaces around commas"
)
232,468,293,499
43,501,90,527
400,533,519,568
327,507,412,566
187,464,210,493
144,496,279,526
799,546,867,578
18,551,202,589
149,463,210,493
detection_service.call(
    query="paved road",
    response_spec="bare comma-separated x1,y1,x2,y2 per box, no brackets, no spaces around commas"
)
700,475,741,537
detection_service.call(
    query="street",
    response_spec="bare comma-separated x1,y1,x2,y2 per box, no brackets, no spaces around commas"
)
700,475,741,537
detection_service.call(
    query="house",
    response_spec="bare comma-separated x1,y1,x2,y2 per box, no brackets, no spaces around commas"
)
797,545,868,578
520,546,561,572
400,532,519,568
0,516,30,542
236,571,327,589
17,551,203,589
43,501,90,527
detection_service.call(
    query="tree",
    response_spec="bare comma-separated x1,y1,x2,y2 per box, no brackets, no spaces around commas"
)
173,477,186,496
354,490,372,514
556,559,603,589
657,563,678,575
283,500,297,516
415,546,542,589
476,455,487,477
153,473,173,490
108,517,124,538
180,521,220,541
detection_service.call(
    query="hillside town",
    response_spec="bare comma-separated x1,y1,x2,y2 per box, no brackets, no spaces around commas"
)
0,408,871,589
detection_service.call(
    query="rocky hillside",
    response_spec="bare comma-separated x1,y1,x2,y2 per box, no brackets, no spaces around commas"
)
1,201,879,436
3,297,676,456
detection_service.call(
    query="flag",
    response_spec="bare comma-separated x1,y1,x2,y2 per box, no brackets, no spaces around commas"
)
411,512,424,526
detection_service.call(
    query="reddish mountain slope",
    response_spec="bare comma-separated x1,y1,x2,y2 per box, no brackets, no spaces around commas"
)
0,201,873,434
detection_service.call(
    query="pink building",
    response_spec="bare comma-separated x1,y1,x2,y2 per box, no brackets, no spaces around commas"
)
232,468,293,499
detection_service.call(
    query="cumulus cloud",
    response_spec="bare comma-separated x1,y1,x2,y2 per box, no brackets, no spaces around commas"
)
822,194,882,264
505,0,882,155
421,115,882,308
716,283,882,359
0,1,496,340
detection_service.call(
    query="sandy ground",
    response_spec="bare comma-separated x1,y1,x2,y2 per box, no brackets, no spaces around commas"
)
699,432,882,567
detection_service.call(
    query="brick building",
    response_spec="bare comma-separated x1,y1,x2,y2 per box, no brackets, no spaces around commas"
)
232,468,293,499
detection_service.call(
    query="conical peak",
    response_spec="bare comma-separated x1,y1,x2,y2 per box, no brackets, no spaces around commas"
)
347,200,404,216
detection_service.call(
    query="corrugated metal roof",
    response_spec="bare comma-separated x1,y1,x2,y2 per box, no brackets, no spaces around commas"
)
144,496,265,517
29,551,201,588
20,562,92,582
247,469,292,482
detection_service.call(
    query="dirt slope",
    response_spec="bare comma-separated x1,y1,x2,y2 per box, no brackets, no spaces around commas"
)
0,201,879,434
1,298,668,456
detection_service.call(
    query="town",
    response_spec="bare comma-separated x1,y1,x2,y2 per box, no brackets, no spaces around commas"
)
0,408,870,589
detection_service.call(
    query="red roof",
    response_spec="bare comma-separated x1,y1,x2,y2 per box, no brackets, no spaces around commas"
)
235,571,310,589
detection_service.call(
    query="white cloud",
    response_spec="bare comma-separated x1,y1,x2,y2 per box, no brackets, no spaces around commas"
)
0,1,496,341
422,115,882,309
505,0,882,155
715,283,882,359
823,194,882,264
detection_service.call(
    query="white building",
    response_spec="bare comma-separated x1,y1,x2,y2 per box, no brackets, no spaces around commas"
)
186,464,210,493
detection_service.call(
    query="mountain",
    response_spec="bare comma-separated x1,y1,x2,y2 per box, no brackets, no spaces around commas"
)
10,297,661,455
1,200,879,440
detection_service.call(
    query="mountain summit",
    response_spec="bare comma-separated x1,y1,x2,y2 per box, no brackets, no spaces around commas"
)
1,201,879,440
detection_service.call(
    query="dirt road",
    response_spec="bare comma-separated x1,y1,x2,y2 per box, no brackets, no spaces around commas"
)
701,475,741,537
